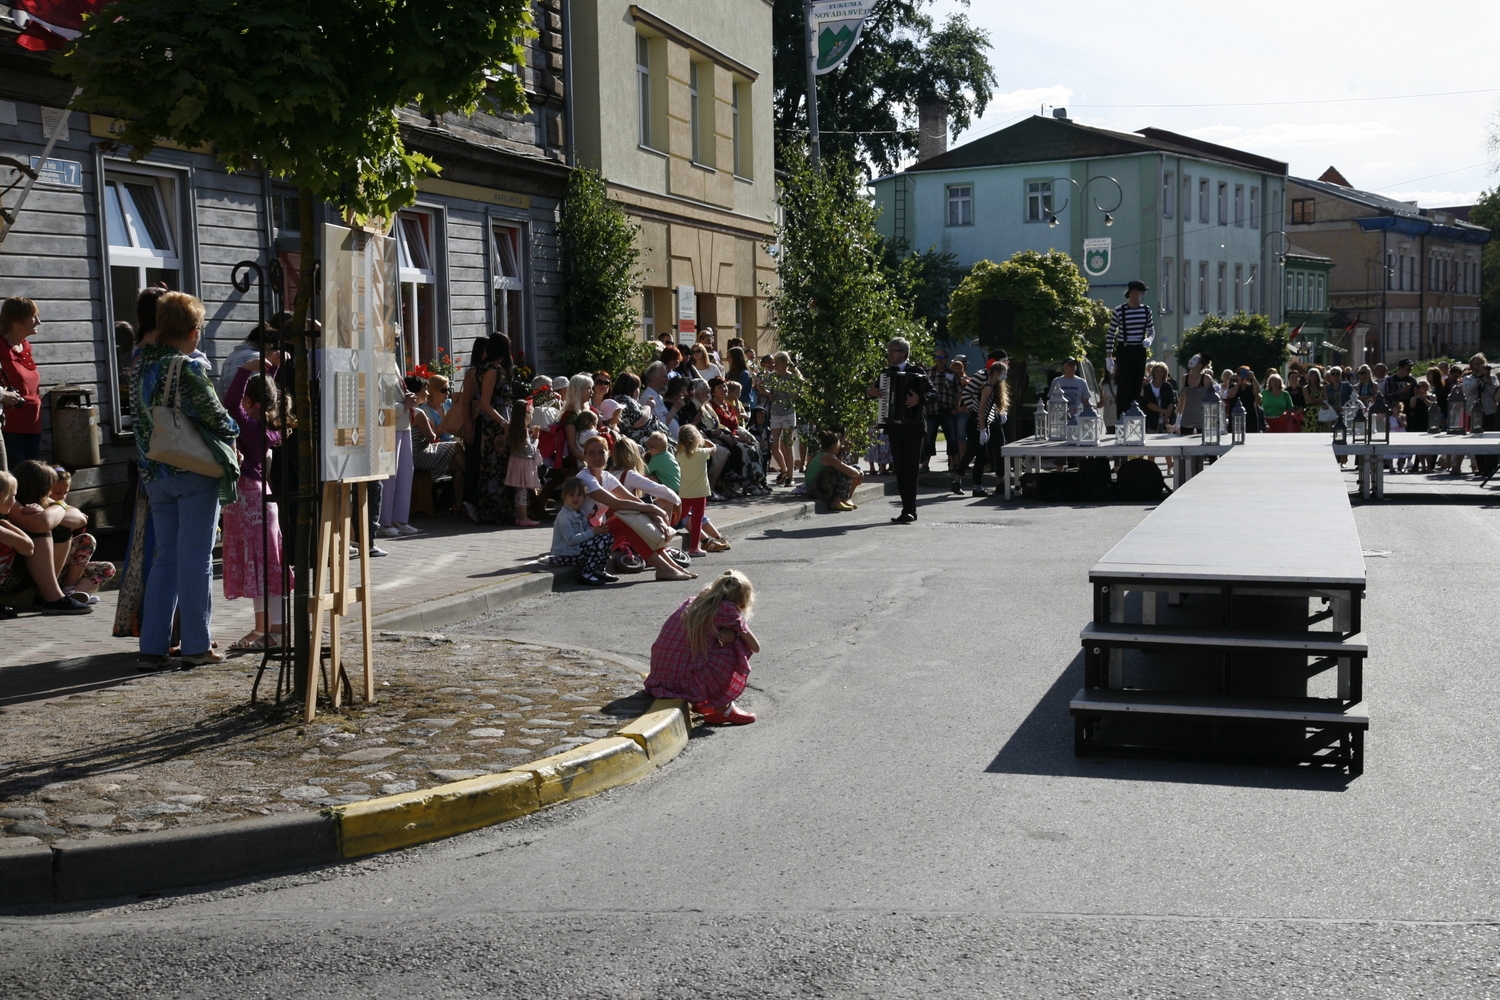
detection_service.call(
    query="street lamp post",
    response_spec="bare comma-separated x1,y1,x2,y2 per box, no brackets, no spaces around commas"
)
1045,175,1124,229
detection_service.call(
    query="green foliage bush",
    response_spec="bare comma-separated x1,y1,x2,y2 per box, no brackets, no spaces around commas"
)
1179,312,1291,378
772,152,926,451
559,168,646,376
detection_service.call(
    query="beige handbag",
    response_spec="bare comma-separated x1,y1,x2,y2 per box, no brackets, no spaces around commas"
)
145,356,224,478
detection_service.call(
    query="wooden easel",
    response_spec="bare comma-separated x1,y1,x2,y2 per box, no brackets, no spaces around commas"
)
304,479,375,722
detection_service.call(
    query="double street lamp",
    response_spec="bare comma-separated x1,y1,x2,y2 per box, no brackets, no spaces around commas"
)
1046,174,1124,228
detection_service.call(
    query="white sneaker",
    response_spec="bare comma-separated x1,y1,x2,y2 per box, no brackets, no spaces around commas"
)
396,523,422,536
368,545,389,558
462,502,480,523
376,525,401,538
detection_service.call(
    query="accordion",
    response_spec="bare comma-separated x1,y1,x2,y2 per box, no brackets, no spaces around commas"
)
879,370,911,426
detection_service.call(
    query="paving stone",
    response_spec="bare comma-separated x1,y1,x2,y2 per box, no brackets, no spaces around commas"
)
104,787,153,804
63,814,117,829
524,719,572,728
497,695,532,705
153,782,206,796
164,794,208,806
39,788,83,803
128,802,195,818
214,760,258,767
9,821,66,837
278,785,328,801
516,738,544,746
429,769,487,782
380,780,418,794
467,728,506,737
410,718,460,727
366,771,397,781
311,795,370,807
0,806,48,821
582,729,612,738
490,748,534,758
172,811,239,827
118,821,165,833
0,835,42,849
336,747,403,762
64,799,117,814
213,794,268,807
339,783,371,794
559,694,590,702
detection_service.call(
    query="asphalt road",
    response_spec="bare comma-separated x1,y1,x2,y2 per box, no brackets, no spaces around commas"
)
6,478,1500,999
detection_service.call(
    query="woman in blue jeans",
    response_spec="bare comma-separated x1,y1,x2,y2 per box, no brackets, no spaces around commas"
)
132,292,239,670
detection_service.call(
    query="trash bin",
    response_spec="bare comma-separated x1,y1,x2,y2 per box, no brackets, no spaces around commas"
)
47,384,101,468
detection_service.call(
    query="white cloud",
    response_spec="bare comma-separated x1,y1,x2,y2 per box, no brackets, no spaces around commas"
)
985,85,1074,116
1189,121,1399,148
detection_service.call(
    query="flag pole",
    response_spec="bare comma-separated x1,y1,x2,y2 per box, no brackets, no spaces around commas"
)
804,0,821,167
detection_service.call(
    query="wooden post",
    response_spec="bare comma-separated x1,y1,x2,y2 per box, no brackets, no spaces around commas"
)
303,480,377,722
357,482,375,702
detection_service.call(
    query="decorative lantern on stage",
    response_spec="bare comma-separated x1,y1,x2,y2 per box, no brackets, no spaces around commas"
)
1366,394,1390,445
1200,383,1222,445
1046,384,1068,441
1230,398,1247,445
1118,401,1147,447
1471,397,1486,436
1427,396,1443,434
1333,408,1349,446
1032,397,1049,441
1448,392,1467,434
1064,409,1083,446
1078,398,1103,446
1349,398,1367,444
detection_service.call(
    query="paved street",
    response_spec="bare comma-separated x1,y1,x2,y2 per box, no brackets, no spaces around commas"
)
5,478,1500,997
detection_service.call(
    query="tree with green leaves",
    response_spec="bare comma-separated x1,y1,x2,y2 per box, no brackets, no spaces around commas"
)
773,0,994,174
1467,188,1500,344
947,250,1096,412
881,239,961,342
773,151,926,452
62,0,531,692
558,168,645,376
1179,312,1291,378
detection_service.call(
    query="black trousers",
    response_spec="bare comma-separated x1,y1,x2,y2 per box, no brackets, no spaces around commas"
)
1115,344,1148,417
889,427,922,515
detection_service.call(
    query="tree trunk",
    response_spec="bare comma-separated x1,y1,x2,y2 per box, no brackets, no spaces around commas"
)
289,188,318,700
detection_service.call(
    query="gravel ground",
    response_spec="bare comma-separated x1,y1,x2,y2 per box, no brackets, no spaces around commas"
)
0,633,651,848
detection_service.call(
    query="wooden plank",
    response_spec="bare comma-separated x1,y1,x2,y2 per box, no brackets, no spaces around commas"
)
1081,623,1367,654
1069,689,1369,726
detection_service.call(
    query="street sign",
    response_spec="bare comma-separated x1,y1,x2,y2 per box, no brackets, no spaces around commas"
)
1083,237,1112,277
28,156,81,188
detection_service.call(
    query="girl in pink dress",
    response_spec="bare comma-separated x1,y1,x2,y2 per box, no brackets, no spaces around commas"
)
646,569,760,725
222,356,293,651
504,398,542,527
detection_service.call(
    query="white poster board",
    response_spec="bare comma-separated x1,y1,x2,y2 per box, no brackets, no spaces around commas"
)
319,223,400,483
676,284,696,345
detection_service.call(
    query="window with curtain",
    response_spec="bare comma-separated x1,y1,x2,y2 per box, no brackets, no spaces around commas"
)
636,35,652,149
397,210,439,372
492,224,525,344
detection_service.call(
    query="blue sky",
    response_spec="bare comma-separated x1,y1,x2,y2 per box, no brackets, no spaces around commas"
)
925,0,1500,207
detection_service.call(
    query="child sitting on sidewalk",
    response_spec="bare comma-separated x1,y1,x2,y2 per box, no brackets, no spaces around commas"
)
806,429,864,512
44,468,116,603
675,425,715,558
646,569,760,726
548,477,613,583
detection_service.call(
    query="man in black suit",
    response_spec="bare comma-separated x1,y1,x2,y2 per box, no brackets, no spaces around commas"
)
867,337,937,523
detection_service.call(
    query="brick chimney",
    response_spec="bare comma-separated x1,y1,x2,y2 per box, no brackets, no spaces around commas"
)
917,97,949,162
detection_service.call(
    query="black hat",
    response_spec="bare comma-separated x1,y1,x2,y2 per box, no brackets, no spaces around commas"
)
1127,280,1148,293
1397,358,1413,368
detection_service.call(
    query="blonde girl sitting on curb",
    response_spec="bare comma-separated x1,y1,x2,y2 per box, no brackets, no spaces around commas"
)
646,569,760,726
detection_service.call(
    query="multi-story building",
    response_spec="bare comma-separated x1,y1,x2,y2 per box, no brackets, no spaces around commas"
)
870,111,1289,372
569,0,776,351
0,2,571,524
1284,168,1489,366
1281,247,1335,363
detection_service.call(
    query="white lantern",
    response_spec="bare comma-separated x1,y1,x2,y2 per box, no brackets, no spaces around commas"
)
1448,393,1467,435
1200,383,1222,446
1064,410,1082,446
1118,401,1146,447
1427,396,1442,434
1471,397,1486,437
1343,396,1363,433
1349,398,1367,444
1046,384,1069,441
1032,397,1049,441
1078,398,1102,446
1230,398,1247,445
1366,394,1390,445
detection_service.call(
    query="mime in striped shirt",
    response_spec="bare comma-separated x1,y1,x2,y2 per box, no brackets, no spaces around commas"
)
1106,279,1155,420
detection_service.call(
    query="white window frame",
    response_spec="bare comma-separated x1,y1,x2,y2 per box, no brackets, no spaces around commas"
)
104,163,186,430
947,184,973,227
491,222,527,345
1317,275,1325,310
731,81,742,177
1025,180,1051,223
396,209,441,373
636,35,652,149
1162,257,1173,313
641,288,655,341
1249,187,1259,229
1162,170,1174,219
689,62,701,164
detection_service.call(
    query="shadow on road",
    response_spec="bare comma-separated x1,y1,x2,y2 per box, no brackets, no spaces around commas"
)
985,653,1354,792
0,652,147,710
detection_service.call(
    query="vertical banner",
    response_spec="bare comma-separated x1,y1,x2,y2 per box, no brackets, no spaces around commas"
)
320,222,401,482
1083,237,1112,278
676,284,697,344
810,0,871,74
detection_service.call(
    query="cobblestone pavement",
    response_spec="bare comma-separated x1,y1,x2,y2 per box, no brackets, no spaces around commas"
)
0,634,651,849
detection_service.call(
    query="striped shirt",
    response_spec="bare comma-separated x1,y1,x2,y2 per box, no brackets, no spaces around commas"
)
1106,303,1155,353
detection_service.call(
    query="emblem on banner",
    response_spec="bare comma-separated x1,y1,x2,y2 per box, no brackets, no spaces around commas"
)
1083,237,1112,277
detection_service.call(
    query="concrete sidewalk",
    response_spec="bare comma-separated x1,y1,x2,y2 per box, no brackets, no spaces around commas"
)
3,479,899,678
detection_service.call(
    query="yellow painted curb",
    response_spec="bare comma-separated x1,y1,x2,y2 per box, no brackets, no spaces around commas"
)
510,736,653,807
617,699,690,763
337,770,539,858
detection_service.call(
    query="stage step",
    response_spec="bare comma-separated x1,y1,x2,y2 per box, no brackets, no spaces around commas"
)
1069,688,1368,727
1081,622,1366,654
